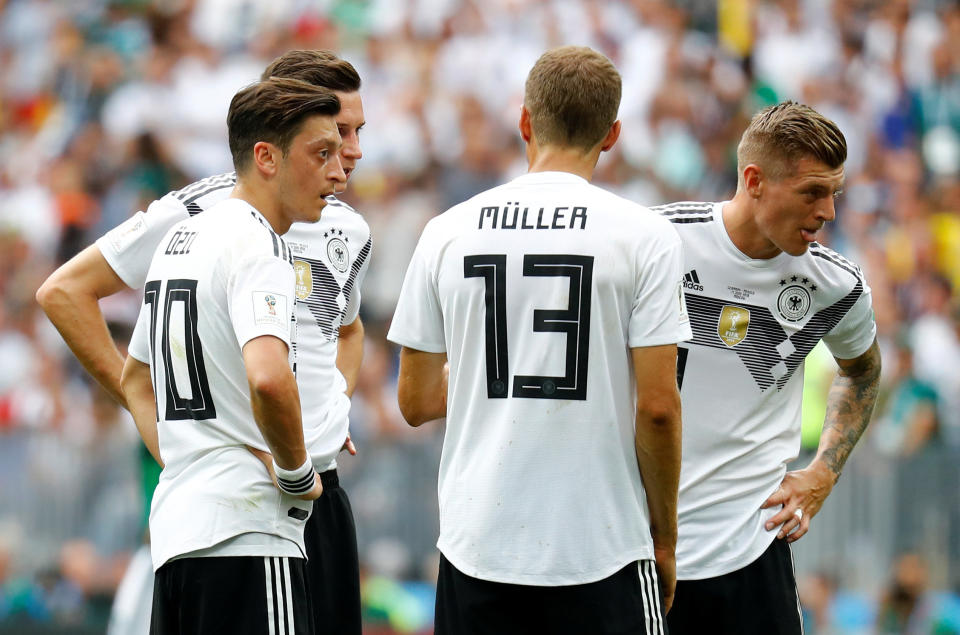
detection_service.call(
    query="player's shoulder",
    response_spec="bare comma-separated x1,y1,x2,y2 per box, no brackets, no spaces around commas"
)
161,172,237,216
805,242,866,286
582,188,684,244
200,199,294,264
423,190,487,234
320,196,370,234
284,197,371,258
322,195,359,216
594,186,672,221
649,200,717,226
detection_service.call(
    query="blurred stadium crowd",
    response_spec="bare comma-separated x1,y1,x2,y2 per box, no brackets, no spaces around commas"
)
0,0,958,633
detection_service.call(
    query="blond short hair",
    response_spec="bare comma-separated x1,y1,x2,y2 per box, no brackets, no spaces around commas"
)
737,101,847,184
524,46,621,152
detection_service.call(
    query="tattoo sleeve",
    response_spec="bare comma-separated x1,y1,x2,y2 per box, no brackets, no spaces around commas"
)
816,338,882,481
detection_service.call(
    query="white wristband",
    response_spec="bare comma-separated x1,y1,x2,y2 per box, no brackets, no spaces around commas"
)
273,456,315,496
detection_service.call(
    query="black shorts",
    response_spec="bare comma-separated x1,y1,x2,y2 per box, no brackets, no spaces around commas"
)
667,538,802,635
150,555,313,635
435,554,667,635
304,469,361,635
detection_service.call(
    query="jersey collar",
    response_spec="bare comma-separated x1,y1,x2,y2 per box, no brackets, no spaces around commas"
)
222,198,274,231
510,171,589,186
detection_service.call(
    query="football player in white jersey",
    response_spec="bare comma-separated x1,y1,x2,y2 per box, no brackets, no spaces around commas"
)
388,46,690,635
37,51,371,634
653,102,882,635
119,77,344,634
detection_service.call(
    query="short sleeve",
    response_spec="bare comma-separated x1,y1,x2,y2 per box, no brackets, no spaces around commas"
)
95,195,189,289
228,254,296,350
342,237,372,326
128,300,152,364
386,229,445,353
821,279,877,360
628,231,693,347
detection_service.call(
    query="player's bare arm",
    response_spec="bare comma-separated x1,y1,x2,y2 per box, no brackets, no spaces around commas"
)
36,245,130,407
632,344,683,612
763,338,881,542
120,355,163,467
397,347,448,427
337,318,364,398
252,318,364,465
335,318,364,454
243,334,322,500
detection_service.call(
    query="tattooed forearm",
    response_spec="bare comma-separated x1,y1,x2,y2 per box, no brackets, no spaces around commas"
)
816,339,882,481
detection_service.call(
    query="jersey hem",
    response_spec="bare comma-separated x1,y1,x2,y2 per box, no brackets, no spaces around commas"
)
676,531,776,581
439,545,653,587
171,534,302,560
96,240,139,289
386,333,446,354
152,530,308,572
628,326,693,348
828,332,876,362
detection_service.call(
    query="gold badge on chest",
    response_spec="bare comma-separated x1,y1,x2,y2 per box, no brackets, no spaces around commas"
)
293,259,312,300
717,305,750,347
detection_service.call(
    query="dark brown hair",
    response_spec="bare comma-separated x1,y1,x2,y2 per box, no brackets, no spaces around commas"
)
737,101,847,183
260,49,361,93
524,46,621,152
228,77,340,172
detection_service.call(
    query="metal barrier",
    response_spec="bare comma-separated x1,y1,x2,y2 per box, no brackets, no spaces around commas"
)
2,426,957,619
792,444,960,593
0,428,143,574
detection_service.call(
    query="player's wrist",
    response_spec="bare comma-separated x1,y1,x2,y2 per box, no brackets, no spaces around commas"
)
808,457,841,484
273,456,316,495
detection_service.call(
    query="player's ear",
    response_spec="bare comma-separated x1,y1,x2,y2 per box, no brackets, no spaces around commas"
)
600,120,621,152
743,164,763,198
253,141,280,177
519,106,533,143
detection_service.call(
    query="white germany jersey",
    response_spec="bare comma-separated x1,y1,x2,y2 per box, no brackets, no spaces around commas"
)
654,201,876,580
388,171,692,586
98,173,371,471
127,199,311,570
285,200,371,471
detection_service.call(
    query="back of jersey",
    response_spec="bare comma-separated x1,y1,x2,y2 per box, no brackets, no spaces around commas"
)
388,171,690,586
128,198,309,570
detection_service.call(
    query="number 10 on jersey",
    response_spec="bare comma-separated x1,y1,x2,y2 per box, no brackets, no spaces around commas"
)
464,254,593,401
144,279,217,420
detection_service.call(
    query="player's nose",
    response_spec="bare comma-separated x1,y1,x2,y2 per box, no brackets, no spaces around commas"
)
816,197,836,223
341,135,362,160
327,153,347,183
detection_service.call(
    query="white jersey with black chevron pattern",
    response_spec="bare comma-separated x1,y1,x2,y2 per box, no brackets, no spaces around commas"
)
653,201,876,580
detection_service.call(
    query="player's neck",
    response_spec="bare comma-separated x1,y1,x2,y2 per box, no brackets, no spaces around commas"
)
230,182,292,235
722,194,782,260
526,145,600,182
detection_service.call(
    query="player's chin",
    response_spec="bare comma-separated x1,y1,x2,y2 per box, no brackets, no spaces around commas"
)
304,198,328,221
784,236,813,256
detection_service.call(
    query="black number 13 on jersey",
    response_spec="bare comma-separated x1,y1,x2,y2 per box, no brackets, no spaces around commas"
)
464,254,593,400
